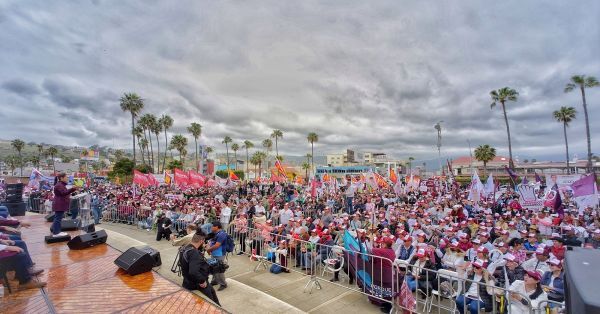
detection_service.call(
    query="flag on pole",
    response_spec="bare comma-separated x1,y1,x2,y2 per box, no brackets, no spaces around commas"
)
504,165,518,182
521,176,529,185
484,173,495,196
534,172,542,184
275,159,287,178
389,168,398,184
164,170,172,185
229,170,239,181
133,170,149,188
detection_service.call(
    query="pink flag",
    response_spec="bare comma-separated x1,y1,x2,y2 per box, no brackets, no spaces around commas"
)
133,170,149,188
572,174,597,197
174,168,189,187
188,170,206,188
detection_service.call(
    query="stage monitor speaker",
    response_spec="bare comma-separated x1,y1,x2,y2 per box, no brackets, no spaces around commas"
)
1,202,26,216
114,247,155,276
67,230,107,250
45,234,71,243
565,248,600,314
82,223,95,233
61,219,80,231
137,246,162,267
45,213,55,222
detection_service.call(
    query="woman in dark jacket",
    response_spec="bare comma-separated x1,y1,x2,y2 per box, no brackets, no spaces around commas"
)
51,173,78,236
541,259,565,306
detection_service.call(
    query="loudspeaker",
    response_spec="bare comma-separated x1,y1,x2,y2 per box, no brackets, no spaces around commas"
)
81,223,95,233
137,246,162,267
5,184,23,203
45,213,55,222
1,202,26,216
114,247,156,275
67,230,107,250
61,219,80,231
45,234,71,243
565,248,600,314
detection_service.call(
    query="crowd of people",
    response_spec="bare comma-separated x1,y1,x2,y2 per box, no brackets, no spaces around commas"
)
21,174,600,313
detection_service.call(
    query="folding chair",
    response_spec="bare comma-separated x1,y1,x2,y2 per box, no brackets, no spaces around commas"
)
427,268,459,313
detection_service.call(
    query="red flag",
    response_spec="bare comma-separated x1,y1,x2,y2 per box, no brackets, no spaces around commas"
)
311,178,317,197
389,169,398,184
229,170,240,181
188,170,205,188
145,173,158,187
174,168,189,187
275,159,287,178
133,170,149,188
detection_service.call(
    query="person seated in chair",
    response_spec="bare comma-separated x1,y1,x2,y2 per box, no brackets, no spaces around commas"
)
0,240,46,291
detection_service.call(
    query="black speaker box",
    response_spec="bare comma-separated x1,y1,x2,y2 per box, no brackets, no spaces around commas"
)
61,219,80,231
565,248,600,314
114,247,156,276
1,202,26,216
137,246,162,267
81,223,95,233
45,213,55,222
45,234,71,243
67,230,107,250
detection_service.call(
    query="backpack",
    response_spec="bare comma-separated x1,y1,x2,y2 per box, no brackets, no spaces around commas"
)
222,231,235,253
269,264,282,274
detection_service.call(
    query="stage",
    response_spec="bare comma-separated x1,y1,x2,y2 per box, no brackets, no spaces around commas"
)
2,214,225,314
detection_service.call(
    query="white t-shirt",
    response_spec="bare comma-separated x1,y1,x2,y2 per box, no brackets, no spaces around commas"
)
466,274,482,300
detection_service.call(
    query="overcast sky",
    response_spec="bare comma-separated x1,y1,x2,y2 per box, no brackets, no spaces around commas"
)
1,0,599,163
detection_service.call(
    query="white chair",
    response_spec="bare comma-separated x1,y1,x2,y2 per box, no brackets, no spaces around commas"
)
321,246,345,279
427,269,459,313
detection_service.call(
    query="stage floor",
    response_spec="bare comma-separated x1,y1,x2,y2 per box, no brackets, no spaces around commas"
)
2,215,225,314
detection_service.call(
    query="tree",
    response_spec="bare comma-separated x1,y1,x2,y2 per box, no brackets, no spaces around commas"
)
5,155,20,175
159,114,174,172
188,122,202,172
133,125,145,165
271,129,283,158
305,153,312,164
565,75,598,173
46,146,58,174
167,160,183,170
252,151,267,178
151,118,163,173
222,136,233,171
302,162,311,181
407,157,415,174
139,138,148,165
231,143,240,171
490,87,519,169
37,144,44,167
205,146,214,157
108,158,135,182
242,140,254,181
119,93,144,165
262,138,273,169
307,132,318,175
11,139,25,176
474,144,497,177
114,149,125,161
29,155,40,168
553,106,577,174
170,135,188,162
139,114,157,170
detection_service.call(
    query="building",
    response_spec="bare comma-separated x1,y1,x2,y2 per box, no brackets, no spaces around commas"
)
326,149,358,167
450,156,600,176
316,165,375,178
362,152,404,175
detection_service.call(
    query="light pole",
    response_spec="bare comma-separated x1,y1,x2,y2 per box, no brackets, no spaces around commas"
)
434,121,443,175
467,139,473,175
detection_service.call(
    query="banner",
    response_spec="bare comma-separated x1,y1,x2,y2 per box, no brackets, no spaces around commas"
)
545,174,581,198
571,174,598,212
518,185,543,212
133,170,149,187
27,168,54,191
188,170,206,188
174,168,189,187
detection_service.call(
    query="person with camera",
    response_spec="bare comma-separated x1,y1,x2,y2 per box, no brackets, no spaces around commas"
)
180,233,221,306
206,222,228,291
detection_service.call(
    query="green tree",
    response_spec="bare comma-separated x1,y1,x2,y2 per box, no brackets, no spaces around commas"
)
45,146,59,174
167,159,183,170
231,143,240,170
119,93,144,165
222,136,233,171
565,75,599,173
188,122,202,172
11,139,25,176
262,138,273,169
474,144,497,177
490,87,519,169
139,138,149,165
407,157,415,174
108,158,135,182
139,113,157,170
170,134,188,163
553,106,577,174
5,155,20,175
159,114,174,172
37,144,44,167
133,125,145,165
307,132,318,175
302,162,310,181
114,149,125,161
29,155,40,168
252,151,267,178
242,140,254,181
151,117,163,173
271,129,283,158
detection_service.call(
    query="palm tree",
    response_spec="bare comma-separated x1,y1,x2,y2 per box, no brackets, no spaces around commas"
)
46,146,58,174
114,149,124,161
11,139,25,176
250,153,259,179
242,140,254,181
222,136,232,171
271,129,283,158
139,114,157,170
37,144,44,167
553,106,577,174
307,133,318,175
188,122,202,171
231,143,240,170
119,93,144,165
5,156,19,175
139,138,149,164
252,151,267,178
474,144,497,177
490,87,519,169
305,153,312,164
133,126,146,165
151,118,163,173
262,139,272,169
170,135,188,162
29,156,40,169
407,157,415,174
302,162,311,181
565,75,599,173
81,148,89,172
159,114,174,172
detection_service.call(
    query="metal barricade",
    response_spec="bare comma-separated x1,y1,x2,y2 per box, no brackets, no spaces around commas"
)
537,300,565,314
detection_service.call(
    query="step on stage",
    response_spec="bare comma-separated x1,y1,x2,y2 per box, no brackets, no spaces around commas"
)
2,215,225,314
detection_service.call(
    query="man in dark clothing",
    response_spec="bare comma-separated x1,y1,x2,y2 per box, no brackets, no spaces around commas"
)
180,233,221,306
52,173,78,237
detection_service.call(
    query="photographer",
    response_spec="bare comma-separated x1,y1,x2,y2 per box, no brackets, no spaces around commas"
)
170,223,198,246
180,233,221,306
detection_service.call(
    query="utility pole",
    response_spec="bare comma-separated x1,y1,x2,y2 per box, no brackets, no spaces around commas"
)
434,121,443,175
467,139,473,175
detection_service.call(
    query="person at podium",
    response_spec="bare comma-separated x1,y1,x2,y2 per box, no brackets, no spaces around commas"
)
51,173,79,237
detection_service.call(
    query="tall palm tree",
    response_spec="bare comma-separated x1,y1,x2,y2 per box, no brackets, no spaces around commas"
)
151,119,163,173
490,87,519,169
205,146,214,161
37,144,44,168
170,135,188,162
565,75,599,173
188,122,202,171
11,139,25,176
139,138,149,164
407,157,415,174
46,146,58,174
243,140,254,181
474,144,497,177
252,151,267,178
250,153,259,179
307,132,318,175
139,114,157,169
159,114,174,172
29,156,40,169
271,129,283,158
553,106,577,174
133,126,146,165
222,136,233,171
5,156,19,175
305,153,312,164
119,93,144,165
231,143,240,170
262,139,272,169
302,162,311,181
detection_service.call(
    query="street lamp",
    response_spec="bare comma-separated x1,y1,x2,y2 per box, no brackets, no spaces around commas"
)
434,121,443,175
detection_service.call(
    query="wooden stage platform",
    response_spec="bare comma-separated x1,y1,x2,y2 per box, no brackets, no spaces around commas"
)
2,215,225,314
